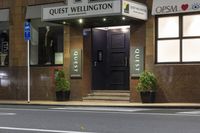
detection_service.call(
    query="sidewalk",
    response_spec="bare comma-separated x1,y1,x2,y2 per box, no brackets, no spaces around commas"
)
0,100,200,108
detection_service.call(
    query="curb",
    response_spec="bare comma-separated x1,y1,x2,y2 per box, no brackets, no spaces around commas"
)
0,102,200,109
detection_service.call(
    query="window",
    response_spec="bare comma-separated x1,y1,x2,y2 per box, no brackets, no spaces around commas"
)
158,16,179,38
183,15,200,37
157,40,180,62
0,22,9,66
156,14,200,63
30,19,64,66
182,39,200,62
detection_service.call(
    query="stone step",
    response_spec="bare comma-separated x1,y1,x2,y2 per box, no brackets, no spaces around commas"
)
83,96,130,101
93,90,130,93
83,90,130,102
82,99,130,103
88,92,130,97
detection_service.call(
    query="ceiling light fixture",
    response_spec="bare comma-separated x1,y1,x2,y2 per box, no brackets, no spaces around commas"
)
122,17,126,20
62,21,66,25
78,19,83,24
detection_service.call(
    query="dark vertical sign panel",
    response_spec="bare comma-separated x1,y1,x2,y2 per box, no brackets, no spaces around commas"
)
130,47,144,77
70,49,82,78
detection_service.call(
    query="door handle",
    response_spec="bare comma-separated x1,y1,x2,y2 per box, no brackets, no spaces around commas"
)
125,57,128,67
94,61,97,67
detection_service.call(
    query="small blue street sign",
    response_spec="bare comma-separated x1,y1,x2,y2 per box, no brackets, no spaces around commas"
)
24,21,31,41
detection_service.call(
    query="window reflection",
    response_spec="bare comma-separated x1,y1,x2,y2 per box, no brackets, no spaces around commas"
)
0,30,9,66
30,19,64,66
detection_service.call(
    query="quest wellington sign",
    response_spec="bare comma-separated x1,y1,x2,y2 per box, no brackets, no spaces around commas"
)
152,0,200,15
42,0,147,21
42,0,121,21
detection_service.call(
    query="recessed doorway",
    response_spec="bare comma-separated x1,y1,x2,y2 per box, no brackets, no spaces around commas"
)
92,26,130,90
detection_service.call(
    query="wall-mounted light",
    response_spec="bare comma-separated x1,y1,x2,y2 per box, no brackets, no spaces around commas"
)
78,19,83,24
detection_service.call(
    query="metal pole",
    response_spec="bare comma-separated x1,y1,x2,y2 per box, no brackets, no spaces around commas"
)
27,40,30,103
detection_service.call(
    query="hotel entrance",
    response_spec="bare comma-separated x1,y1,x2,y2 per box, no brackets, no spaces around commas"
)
34,0,148,100
92,26,130,90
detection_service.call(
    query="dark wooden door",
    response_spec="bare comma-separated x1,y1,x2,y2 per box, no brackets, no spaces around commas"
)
92,29,107,90
106,29,130,90
92,28,130,90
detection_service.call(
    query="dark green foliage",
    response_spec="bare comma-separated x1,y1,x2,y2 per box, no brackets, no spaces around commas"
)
55,69,70,92
136,71,157,92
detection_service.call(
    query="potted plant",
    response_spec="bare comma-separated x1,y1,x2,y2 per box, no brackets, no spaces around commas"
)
55,69,70,101
136,71,157,103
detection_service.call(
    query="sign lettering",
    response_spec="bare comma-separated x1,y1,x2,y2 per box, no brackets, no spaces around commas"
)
152,0,200,15
43,1,121,21
155,5,178,14
70,49,82,78
43,0,147,21
130,47,144,77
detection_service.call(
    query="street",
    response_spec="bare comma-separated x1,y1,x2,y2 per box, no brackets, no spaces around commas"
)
0,105,200,133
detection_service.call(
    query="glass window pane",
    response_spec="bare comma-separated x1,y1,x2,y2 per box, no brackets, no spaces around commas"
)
158,16,179,38
0,22,9,66
183,15,200,37
30,19,64,66
183,39,200,62
157,40,180,62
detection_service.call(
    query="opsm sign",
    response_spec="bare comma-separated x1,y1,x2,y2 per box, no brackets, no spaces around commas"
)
152,0,200,15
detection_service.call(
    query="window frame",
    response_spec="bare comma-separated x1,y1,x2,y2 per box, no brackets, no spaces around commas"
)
155,12,200,64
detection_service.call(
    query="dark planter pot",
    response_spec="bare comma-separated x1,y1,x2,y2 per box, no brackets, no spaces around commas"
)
140,91,156,103
56,91,63,101
56,91,70,101
63,91,70,101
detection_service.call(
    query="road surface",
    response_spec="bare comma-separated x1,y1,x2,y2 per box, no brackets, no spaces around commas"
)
0,105,199,133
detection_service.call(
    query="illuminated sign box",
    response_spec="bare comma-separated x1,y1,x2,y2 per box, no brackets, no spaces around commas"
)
42,0,147,21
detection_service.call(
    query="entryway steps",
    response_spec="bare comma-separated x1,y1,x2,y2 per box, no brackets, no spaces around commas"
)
83,91,130,102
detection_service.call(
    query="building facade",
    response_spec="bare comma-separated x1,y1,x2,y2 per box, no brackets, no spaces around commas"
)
0,0,200,103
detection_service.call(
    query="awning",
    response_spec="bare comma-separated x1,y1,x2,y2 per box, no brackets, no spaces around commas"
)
42,0,147,21
26,3,65,19
0,9,9,21
152,0,200,15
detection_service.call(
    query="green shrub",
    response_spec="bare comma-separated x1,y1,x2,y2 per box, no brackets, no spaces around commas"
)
136,71,157,92
55,69,70,92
